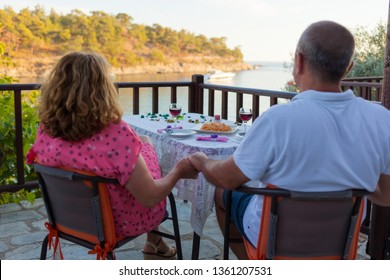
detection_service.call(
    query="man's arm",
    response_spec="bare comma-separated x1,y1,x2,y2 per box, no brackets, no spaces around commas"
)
189,152,250,190
368,174,390,206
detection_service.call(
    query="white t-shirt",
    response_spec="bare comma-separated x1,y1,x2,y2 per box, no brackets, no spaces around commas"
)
233,89,390,246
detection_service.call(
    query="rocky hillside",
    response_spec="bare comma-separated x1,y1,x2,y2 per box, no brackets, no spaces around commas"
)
0,7,252,79
1,54,252,78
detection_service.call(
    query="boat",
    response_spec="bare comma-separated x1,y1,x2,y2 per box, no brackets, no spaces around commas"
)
205,70,235,80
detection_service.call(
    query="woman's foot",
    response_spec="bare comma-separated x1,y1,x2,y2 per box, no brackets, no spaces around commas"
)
142,237,177,260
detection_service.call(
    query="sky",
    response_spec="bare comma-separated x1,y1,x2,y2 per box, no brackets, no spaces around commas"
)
1,0,388,62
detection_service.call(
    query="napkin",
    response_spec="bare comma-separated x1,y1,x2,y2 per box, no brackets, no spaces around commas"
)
157,126,183,133
196,135,228,142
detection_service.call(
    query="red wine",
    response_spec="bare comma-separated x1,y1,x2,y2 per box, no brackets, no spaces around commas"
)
239,113,252,122
169,108,182,117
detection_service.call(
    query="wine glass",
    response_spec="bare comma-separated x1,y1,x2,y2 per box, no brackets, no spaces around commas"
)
169,103,182,126
239,107,252,135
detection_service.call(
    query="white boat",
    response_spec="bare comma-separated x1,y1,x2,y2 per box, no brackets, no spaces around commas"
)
205,70,235,80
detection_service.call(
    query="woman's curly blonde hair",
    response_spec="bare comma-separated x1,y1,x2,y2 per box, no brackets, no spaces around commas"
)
39,52,123,142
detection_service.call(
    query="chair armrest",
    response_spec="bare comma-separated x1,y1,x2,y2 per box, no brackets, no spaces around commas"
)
234,185,371,200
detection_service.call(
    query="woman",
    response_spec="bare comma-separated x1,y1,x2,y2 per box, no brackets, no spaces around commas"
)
27,51,198,259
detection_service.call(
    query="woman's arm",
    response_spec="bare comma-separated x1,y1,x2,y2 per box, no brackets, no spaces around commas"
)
189,152,250,190
125,155,198,208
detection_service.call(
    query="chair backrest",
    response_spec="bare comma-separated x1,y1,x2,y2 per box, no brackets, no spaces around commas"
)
33,163,119,248
240,186,368,260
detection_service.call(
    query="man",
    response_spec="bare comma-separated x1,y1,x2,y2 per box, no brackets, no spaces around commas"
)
188,21,390,259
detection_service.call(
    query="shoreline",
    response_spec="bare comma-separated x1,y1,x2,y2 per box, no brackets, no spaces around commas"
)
113,61,253,75
1,59,253,79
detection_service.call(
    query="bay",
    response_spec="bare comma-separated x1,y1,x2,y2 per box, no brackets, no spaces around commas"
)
115,61,293,121
18,61,293,121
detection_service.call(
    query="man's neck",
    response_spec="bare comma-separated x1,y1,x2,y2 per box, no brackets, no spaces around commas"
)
300,84,342,93
298,75,342,93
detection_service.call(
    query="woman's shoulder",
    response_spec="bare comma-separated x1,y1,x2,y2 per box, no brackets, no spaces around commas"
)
97,120,140,144
100,120,133,134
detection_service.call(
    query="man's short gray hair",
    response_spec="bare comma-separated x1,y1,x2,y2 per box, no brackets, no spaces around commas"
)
297,21,355,83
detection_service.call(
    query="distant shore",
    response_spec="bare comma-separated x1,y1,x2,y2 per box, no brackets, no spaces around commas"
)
1,57,253,79
113,61,253,75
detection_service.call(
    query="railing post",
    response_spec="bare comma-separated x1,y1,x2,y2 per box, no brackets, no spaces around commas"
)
270,97,278,106
190,74,204,113
236,93,243,123
221,90,228,120
208,89,215,116
171,86,177,104
133,87,140,115
252,95,260,121
152,86,159,114
14,90,25,186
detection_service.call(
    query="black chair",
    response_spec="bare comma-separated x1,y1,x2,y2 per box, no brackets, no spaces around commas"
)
224,185,369,260
34,163,183,260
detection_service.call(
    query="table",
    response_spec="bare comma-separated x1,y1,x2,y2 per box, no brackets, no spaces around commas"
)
123,113,243,259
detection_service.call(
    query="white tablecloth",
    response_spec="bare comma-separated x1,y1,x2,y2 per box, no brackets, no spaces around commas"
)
123,113,243,235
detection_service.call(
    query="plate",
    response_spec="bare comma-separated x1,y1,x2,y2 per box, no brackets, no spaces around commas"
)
167,129,196,139
191,123,239,134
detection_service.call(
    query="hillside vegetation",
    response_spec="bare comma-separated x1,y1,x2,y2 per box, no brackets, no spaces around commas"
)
0,6,251,77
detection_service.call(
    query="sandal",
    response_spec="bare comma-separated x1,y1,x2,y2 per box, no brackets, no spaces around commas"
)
142,238,177,260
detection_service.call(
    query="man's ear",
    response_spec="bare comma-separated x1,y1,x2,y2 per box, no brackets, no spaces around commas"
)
342,61,354,79
295,52,305,75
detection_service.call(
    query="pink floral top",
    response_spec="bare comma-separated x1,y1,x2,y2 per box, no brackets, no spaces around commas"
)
27,120,166,237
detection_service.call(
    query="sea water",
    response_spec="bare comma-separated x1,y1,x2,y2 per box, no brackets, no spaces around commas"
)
18,61,293,121
115,61,293,121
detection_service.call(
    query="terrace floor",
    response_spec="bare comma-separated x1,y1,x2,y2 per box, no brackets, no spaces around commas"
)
0,195,370,260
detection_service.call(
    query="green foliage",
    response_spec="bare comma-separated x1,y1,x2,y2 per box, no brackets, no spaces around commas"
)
0,6,244,66
0,74,14,84
348,22,386,77
0,188,41,205
282,22,386,91
0,41,40,205
0,42,12,65
0,90,40,185
150,49,166,63
0,42,14,83
282,80,300,92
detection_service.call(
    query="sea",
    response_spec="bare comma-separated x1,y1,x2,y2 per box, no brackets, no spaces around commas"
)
19,61,293,121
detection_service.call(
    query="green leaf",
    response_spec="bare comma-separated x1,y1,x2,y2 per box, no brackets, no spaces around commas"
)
26,192,36,205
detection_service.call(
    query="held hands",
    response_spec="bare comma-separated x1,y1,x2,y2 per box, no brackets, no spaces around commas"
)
188,152,208,172
175,157,199,179
174,152,209,179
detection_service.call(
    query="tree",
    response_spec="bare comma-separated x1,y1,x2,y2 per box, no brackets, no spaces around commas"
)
90,11,123,63
116,13,133,33
283,22,386,92
348,22,386,77
129,24,148,49
0,6,245,68
231,46,244,61
0,42,14,83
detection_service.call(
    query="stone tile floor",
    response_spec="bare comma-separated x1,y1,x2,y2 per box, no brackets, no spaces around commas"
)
0,197,370,260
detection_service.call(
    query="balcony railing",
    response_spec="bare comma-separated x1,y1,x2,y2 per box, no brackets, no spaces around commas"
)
341,77,383,102
0,75,383,193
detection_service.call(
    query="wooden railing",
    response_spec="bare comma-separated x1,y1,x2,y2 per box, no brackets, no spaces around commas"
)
341,76,383,102
0,75,384,193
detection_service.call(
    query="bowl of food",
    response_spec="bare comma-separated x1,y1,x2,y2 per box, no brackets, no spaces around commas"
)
192,122,238,134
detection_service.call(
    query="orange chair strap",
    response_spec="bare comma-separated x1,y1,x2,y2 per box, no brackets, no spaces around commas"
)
88,243,114,260
44,222,64,260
